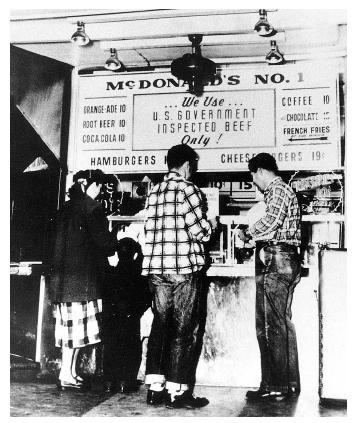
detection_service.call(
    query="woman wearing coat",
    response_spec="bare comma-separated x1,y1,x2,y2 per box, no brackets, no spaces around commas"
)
49,169,118,390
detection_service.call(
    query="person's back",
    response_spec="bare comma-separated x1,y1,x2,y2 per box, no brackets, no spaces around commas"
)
50,193,111,302
143,174,210,275
49,169,117,391
103,237,150,315
142,144,212,409
102,237,150,393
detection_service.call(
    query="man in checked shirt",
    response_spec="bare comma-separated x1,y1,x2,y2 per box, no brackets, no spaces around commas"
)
142,144,216,409
239,153,302,401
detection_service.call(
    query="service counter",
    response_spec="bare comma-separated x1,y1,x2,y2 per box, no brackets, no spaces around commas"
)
10,213,345,390
107,212,344,387
196,275,260,387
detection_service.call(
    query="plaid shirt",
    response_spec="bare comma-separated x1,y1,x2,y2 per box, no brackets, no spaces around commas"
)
142,171,212,275
248,177,301,246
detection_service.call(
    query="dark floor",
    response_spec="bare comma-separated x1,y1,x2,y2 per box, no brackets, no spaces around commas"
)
10,379,347,418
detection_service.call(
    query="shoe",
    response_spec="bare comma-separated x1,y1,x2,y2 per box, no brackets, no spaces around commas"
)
166,390,209,409
285,387,300,399
146,388,169,405
104,381,117,393
119,381,139,394
57,380,87,391
246,388,283,401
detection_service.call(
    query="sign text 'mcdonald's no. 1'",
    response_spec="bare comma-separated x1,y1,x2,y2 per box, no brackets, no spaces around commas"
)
71,64,341,173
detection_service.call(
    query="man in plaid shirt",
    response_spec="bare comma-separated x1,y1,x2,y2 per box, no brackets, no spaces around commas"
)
240,153,302,401
142,144,213,409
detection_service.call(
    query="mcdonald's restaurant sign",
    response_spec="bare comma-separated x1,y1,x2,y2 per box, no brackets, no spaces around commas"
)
70,64,340,173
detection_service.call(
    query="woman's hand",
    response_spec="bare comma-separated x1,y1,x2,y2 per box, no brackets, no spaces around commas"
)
108,252,119,267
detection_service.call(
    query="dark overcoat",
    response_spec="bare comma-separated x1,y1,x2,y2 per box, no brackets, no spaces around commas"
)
49,193,117,303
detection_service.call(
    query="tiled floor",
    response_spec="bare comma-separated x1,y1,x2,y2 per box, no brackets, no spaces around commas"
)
10,381,346,418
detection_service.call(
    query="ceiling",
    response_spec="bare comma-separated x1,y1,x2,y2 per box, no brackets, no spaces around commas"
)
10,9,347,71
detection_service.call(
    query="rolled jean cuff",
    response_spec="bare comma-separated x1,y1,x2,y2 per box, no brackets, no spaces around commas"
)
145,374,166,385
269,384,291,393
166,381,189,392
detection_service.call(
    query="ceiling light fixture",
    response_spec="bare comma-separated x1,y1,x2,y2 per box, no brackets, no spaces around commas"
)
104,48,122,71
265,40,284,64
254,9,276,37
171,34,216,96
71,21,90,46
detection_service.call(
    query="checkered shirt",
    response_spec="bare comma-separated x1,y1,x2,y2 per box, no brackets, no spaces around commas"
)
142,171,212,275
248,177,301,246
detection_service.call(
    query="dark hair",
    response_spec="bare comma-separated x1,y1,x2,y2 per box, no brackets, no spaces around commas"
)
248,153,279,174
73,169,111,185
68,169,112,199
117,237,142,265
167,144,199,170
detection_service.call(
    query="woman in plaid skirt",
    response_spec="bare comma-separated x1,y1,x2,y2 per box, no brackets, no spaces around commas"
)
49,169,118,390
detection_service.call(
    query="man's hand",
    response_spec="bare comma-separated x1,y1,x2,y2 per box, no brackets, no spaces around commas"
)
238,228,251,243
209,216,222,232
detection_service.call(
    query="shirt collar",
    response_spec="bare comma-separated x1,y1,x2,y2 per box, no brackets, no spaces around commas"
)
264,176,282,194
164,171,186,182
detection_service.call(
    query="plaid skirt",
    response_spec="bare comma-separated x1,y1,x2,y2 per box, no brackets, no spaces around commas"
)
53,299,102,349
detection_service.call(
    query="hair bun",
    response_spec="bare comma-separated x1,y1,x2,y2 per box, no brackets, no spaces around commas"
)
73,169,116,185
73,170,89,183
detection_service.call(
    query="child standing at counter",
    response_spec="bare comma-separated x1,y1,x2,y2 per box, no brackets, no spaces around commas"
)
102,237,151,393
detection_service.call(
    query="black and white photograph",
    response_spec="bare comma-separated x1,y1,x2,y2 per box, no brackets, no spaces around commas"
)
8,3,348,419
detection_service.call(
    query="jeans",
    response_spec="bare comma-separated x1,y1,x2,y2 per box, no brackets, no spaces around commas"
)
255,243,301,393
146,272,206,385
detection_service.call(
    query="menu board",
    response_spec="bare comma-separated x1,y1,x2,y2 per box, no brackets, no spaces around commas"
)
71,64,340,173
